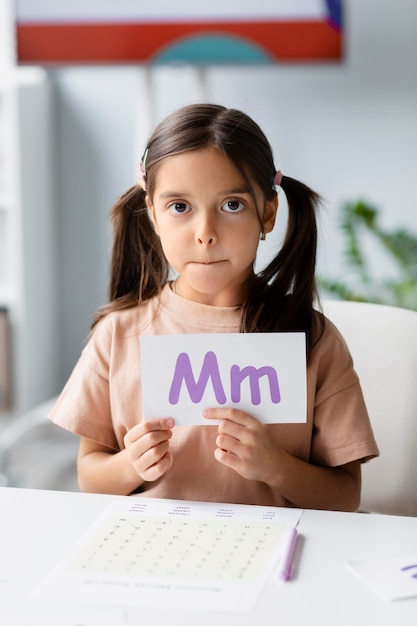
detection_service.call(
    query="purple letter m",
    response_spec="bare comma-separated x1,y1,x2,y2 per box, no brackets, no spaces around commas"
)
230,365,281,406
169,351,227,405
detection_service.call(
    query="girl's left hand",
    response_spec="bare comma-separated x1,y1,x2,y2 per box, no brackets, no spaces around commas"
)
202,407,281,484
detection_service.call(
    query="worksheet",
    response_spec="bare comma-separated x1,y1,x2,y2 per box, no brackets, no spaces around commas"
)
33,497,303,612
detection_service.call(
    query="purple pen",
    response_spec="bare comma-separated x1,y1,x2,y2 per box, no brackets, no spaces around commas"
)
277,526,298,581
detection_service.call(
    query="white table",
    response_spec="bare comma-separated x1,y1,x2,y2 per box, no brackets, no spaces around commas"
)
0,487,416,625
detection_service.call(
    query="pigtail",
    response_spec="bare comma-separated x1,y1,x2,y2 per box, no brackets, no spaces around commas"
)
242,175,324,354
91,185,168,330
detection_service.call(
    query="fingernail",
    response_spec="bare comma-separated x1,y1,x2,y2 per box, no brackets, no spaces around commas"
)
166,418,175,428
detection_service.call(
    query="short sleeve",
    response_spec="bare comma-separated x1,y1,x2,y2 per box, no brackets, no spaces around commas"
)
49,318,119,451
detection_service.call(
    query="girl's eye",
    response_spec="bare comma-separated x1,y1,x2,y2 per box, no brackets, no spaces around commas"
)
168,202,191,215
222,200,245,213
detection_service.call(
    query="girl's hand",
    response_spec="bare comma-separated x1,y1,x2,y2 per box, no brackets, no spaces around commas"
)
203,408,280,483
203,408,362,512
123,418,175,483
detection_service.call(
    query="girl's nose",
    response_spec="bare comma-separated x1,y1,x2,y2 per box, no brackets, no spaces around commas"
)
197,233,215,246
195,215,217,246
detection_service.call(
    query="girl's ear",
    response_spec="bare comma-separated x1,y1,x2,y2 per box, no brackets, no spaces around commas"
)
263,192,278,234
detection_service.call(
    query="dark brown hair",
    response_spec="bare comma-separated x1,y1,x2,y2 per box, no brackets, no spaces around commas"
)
92,104,323,352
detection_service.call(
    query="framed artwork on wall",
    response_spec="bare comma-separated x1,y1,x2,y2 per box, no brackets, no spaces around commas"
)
15,0,343,65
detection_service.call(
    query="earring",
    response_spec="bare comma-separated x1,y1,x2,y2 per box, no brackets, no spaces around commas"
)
260,232,266,241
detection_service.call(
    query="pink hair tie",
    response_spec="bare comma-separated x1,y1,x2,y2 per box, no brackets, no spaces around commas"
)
273,170,283,187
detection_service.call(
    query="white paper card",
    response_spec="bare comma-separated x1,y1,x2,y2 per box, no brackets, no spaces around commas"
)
348,555,417,602
140,333,306,425
32,497,303,612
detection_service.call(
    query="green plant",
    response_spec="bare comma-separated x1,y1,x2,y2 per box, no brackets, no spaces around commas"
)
318,200,417,310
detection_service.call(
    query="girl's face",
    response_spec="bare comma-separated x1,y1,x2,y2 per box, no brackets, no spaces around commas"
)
147,147,277,307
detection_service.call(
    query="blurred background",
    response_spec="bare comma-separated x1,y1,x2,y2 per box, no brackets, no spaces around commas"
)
0,0,416,489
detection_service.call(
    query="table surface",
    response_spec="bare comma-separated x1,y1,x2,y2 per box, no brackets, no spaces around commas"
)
1,487,416,625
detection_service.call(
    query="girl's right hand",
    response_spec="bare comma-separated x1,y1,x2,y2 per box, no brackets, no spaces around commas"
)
123,418,175,483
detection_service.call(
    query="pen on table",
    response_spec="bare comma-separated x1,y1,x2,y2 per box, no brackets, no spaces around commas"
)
277,526,298,581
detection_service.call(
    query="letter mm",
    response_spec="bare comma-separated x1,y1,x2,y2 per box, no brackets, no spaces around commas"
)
169,351,281,407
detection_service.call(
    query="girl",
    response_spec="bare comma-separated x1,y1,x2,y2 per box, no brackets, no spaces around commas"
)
50,103,378,510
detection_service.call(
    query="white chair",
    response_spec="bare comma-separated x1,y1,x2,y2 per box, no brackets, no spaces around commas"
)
0,398,79,491
322,300,417,517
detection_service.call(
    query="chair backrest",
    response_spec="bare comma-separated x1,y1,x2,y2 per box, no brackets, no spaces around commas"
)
0,398,79,491
322,300,417,516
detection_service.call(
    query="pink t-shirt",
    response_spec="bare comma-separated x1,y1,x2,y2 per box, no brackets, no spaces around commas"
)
49,284,379,506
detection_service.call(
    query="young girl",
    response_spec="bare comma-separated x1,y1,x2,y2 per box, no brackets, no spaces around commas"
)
50,103,378,511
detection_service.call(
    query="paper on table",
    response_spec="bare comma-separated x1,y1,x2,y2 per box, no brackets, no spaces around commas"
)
141,332,307,425
32,497,303,613
348,554,417,602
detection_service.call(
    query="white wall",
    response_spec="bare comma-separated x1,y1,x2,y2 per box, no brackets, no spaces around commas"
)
51,68,139,380
50,0,417,387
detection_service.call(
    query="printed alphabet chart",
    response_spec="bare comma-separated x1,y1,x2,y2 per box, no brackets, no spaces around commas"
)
141,332,307,425
33,497,303,612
